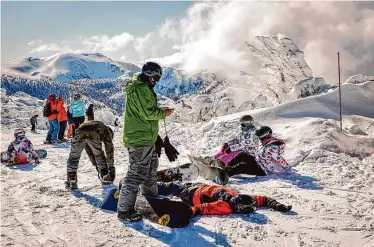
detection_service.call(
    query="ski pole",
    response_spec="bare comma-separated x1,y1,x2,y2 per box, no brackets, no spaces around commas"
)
163,118,168,136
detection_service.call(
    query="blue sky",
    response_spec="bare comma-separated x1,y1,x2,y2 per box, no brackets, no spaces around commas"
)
1,1,193,62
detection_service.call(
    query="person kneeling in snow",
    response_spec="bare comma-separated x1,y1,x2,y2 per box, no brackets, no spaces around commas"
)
6,128,40,165
214,115,266,180
158,182,292,215
66,121,115,190
256,126,290,174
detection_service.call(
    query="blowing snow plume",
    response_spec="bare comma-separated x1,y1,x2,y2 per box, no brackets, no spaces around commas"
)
27,2,374,83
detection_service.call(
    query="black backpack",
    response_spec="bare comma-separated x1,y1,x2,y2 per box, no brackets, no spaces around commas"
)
43,103,52,117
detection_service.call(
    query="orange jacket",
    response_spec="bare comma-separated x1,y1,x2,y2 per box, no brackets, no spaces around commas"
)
57,98,68,122
191,185,270,215
46,96,58,121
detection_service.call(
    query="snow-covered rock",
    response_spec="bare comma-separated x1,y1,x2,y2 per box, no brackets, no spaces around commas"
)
290,77,329,99
345,74,374,84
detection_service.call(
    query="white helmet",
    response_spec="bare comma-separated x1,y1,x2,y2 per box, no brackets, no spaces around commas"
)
14,128,25,138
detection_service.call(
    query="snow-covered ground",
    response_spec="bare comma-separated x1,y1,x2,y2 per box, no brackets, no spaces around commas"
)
1,81,374,246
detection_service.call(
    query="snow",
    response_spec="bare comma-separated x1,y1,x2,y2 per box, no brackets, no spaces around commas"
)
1,81,374,246
2,53,140,82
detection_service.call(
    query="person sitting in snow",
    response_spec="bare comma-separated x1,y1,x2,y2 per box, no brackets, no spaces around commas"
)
65,120,115,190
6,128,40,165
157,182,292,215
255,126,290,174
214,115,266,180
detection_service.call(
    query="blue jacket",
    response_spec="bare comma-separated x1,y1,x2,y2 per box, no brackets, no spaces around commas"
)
69,100,85,117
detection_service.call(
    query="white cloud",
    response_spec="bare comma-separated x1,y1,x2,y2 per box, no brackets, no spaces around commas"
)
27,1,374,83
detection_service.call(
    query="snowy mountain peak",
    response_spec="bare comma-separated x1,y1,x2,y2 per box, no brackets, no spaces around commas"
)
2,52,140,82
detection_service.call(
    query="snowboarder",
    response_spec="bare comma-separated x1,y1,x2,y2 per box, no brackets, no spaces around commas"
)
114,118,120,132
6,128,40,165
69,94,85,137
86,103,94,121
65,121,115,190
256,126,290,174
45,94,60,144
57,97,68,141
214,115,266,177
117,61,176,222
157,182,292,215
30,115,38,133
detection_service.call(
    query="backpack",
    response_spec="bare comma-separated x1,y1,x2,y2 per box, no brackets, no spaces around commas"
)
43,103,51,117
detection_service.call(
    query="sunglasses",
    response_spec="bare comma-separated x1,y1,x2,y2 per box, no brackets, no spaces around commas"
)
241,122,253,127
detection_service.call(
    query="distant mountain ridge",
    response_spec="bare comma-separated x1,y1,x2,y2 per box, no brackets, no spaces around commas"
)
1,36,345,119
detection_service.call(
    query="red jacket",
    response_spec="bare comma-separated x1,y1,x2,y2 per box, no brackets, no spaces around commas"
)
191,185,270,215
46,96,58,121
57,97,68,122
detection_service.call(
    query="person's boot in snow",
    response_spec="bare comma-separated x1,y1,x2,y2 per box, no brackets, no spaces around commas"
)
117,210,142,222
266,198,292,212
65,171,78,190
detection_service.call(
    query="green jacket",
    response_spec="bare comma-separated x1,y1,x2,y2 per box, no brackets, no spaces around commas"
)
123,77,166,147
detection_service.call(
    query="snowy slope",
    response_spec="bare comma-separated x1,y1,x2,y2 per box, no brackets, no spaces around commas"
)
2,53,140,82
1,81,374,246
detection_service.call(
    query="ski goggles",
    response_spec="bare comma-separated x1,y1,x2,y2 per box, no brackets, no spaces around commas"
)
241,122,254,128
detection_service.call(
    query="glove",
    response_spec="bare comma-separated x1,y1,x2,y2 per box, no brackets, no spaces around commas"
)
163,136,179,162
102,166,116,183
155,135,164,157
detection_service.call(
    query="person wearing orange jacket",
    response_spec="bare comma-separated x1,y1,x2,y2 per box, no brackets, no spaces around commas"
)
45,94,60,144
66,105,74,139
57,97,68,141
157,182,292,215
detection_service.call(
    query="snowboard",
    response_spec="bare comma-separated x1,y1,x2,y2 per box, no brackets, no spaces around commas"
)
188,155,229,185
100,188,193,228
156,163,199,182
1,149,47,163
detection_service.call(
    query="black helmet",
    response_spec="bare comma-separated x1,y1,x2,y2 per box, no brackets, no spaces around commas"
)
239,115,254,127
230,194,256,214
256,126,273,141
73,94,81,100
141,62,162,78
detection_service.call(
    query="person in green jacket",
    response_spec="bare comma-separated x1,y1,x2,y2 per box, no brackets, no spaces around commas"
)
117,61,176,222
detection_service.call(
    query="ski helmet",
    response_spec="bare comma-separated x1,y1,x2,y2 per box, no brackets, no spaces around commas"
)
14,128,25,138
230,194,257,214
141,62,162,79
255,126,273,141
239,115,254,127
73,94,81,100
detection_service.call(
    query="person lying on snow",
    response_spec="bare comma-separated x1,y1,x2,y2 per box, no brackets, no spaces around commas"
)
66,120,115,190
157,182,292,216
6,128,40,165
214,115,266,179
255,126,290,174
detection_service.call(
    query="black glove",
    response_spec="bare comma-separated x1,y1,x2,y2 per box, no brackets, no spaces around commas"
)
163,136,179,162
102,166,116,183
155,135,164,157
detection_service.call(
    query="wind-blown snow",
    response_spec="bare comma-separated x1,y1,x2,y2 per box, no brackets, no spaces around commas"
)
1,81,374,246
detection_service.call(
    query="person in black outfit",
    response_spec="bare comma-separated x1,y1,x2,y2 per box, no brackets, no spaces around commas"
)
86,104,94,121
30,115,38,133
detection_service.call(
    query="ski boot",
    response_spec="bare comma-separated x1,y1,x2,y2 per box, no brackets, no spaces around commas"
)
65,171,78,190
117,210,142,222
266,198,292,213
